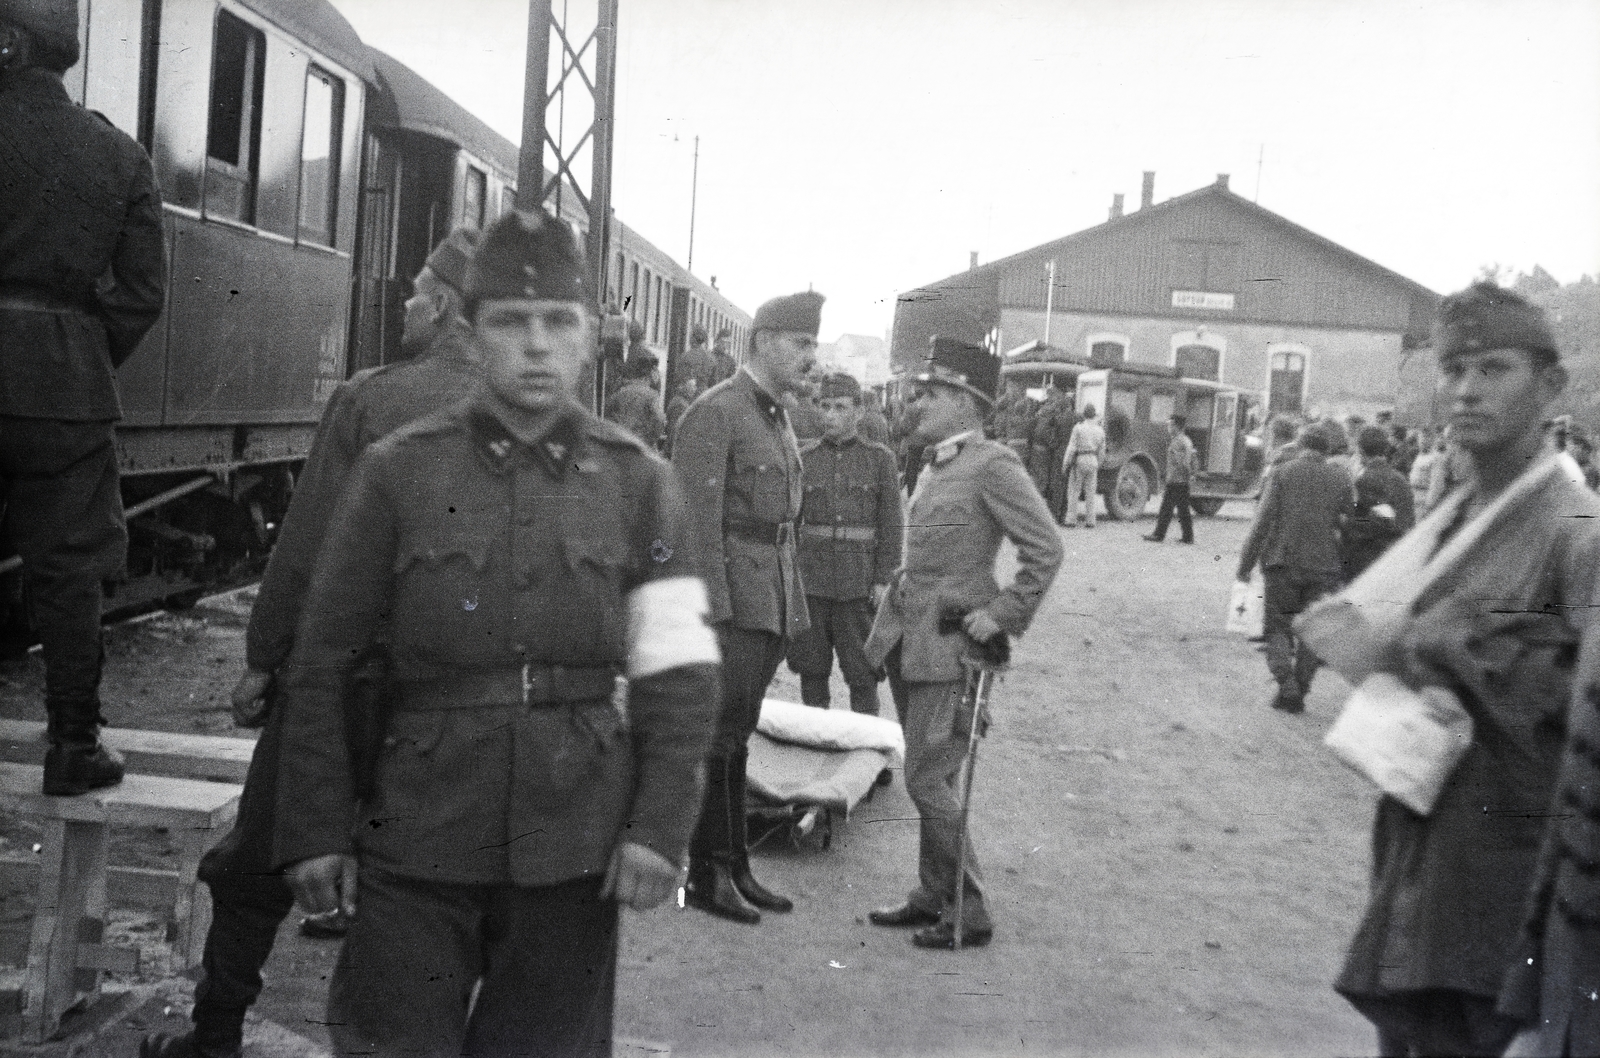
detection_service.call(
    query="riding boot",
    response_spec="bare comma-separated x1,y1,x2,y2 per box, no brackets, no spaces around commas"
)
847,683,880,716
726,746,792,912
799,675,830,708
685,753,760,924
42,697,124,795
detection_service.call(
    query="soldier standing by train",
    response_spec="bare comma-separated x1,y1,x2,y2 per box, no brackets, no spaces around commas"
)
672,291,822,925
0,0,166,795
784,372,903,716
272,210,720,1057
138,229,484,1058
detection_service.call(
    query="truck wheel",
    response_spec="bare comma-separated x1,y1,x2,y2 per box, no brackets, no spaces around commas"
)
1106,462,1151,520
1191,497,1225,517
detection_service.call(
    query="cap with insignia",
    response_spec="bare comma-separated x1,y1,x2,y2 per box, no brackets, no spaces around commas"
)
752,291,825,336
465,209,589,307
422,226,482,295
1434,281,1559,364
817,372,861,402
916,336,1001,407
0,0,80,66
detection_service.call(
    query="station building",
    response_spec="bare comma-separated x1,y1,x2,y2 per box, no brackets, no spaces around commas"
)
892,173,1440,420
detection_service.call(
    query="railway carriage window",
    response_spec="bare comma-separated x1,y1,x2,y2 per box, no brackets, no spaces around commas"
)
500,185,516,218
642,268,653,333
629,262,640,319
205,11,265,224
298,68,344,246
462,166,486,229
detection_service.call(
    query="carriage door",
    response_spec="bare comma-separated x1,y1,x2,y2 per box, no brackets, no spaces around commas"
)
1209,391,1239,474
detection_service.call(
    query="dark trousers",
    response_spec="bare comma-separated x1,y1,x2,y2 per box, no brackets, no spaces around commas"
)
330,864,617,1058
785,596,880,714
690,624,784,864
1345,989,1521,1058
191,699,296,1046
1262,565,1340,692
0,417,125,707
1150,481,1194,542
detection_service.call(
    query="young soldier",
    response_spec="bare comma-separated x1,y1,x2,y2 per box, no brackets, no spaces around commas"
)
273,211,720,1057
864,338,1062,949
140,229,484,1058
1145,414,1198,544
1061,404,1107,528
785,373,904,715
673,291,821,924
1,0,165,794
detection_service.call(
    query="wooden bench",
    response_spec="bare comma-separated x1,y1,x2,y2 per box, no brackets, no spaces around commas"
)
0,760,242,1043
0,719,254,784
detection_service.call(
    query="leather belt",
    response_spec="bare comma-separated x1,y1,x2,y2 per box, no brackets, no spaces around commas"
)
723,520,795,545
799,524,877,543
397,662,619,711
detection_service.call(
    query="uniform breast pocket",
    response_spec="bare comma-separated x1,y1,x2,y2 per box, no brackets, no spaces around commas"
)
393,532,494,620
731,459,791,518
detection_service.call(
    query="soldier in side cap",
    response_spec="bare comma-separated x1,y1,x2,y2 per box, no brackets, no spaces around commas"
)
785,372,904,716
672,290,822,924
271,210,720,1057
1,0,166,794
863,337,1061,949
140,227,486,1058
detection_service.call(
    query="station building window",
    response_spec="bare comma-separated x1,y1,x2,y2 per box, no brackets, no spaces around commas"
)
1171,330,1225,381
297,67,344,246
205,9,265,224
1267,344,1310,415
461,165,486,229
1086,332,1129,366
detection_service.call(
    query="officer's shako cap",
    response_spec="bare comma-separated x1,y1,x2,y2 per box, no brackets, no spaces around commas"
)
817,372,861,402
1433,280,1560,366
916,336,1001,408
0,0,78,66
752,291,825,337
423,226,482,296
465,209,589,307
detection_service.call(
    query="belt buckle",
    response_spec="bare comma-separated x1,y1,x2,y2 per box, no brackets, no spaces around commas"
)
521,663,554,707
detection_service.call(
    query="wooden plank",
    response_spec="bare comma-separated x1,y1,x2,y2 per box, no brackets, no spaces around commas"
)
73,943,138,975
0,856,180,912
20,819,105,1043
0,720,253,784
0,765,240,830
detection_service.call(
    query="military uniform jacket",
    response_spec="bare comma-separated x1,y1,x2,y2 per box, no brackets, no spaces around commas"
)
673,369,809,636
796,435,903,601
1239,452,1353,577
1030,392,1075,453
245,329,483,672
273,396,719,886
865,433,1062,683
604,379,665,449
0,69,166,419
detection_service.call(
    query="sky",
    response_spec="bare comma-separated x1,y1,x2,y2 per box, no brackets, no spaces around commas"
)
330,0,1600,344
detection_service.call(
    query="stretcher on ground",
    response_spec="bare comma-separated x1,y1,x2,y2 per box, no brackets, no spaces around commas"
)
744,698,905,850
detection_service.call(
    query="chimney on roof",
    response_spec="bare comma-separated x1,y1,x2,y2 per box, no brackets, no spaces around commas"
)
1109,193,1124,220
969,251,979,271
1140,171,1155,210
1216,173,1230,189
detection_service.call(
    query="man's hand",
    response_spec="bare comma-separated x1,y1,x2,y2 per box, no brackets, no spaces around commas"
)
962,609,1003,644
600,842,682,911
287,854,358,918
230,667,273,728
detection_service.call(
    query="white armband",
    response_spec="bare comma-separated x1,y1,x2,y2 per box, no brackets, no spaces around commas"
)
626,576,720,679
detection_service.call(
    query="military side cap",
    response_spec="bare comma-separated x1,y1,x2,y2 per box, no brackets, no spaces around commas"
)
817,372,861,401
917,336,1000,406
0,0,79,65
1434,280,1559,362
465,209,589,305
752,291,825,336
423,226,481,295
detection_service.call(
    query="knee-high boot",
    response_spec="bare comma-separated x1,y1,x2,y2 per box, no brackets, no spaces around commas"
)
727,746,791,912
686,752,760,924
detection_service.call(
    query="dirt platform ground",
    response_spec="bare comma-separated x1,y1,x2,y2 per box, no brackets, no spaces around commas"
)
0,505,1383,1058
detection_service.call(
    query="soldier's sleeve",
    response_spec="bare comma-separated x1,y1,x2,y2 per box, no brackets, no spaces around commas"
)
272,452,400,869
671,397,734,623
620,460,721,863
1238,472,1281,579
874,446,904,584
245,382,369,672
980,448,1063,637
99,148,166,367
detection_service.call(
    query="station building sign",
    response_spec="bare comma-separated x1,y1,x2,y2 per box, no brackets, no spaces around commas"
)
1171,290,1236,311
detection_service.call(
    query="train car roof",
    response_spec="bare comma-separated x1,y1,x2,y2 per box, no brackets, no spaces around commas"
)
238,0,372,80
366,47,519,178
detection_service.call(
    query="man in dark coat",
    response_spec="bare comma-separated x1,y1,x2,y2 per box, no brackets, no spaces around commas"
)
604,349,665,449
672,290,821,924
785,373,903,715
1342,424,1415,580
274,210,720,1057
1027,378,1076,518
0,0,166,794
1236,422,1352,713
863,339,1062,949
674,323,717,394
140,229,484,1058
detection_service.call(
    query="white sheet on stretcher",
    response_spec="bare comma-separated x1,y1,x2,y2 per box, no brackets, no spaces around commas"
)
744,698,905,816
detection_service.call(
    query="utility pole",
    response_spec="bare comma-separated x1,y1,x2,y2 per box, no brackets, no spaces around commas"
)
687,134,699,273
1042,259,1057,348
